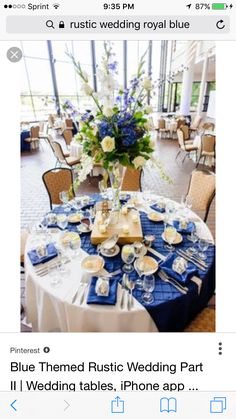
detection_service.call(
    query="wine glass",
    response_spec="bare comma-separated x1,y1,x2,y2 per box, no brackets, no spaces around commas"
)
49,266,62,287
187,231,199,254
59,191,70,213
121,245,135,273
164,225,177,251
142,274,155,304
165,202,176,224
98,180,108,199
198,239,209,260
57,214,68,230
69,236,81,259
135,257,145,290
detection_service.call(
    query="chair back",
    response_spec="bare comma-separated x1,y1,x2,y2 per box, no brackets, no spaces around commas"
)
202,122,215,131
48,114,55,127
30,126,40,139
158,119,166,130
186,169,215,221
201,135,216,153
63,129,73,146
177,129,185,149
121,167,142,191
65,118,73,129
180,125,190,141
192,115,202,129
42,168,75,209
51,141,66,163
177,118,186,129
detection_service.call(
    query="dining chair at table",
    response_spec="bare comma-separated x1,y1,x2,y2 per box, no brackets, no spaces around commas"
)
176,129,198,163
196,135,216,168
62,129,73,147
51,141,81,168
121,167,143,191
201,122,215,132
23,125,40,150
190,115,202,135
185,169,215,222
180,124,191,143
42,168,75,209
65,118,74,130
176,117,186,130
156,118,170,139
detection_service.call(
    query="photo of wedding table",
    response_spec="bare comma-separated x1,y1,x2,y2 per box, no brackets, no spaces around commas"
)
25,192,215,333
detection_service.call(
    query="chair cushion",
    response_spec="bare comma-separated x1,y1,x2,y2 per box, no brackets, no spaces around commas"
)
185,145,198,151
66,156,81,166
202,151,215,157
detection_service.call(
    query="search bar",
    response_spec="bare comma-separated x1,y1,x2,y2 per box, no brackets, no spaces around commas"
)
6,15,230,33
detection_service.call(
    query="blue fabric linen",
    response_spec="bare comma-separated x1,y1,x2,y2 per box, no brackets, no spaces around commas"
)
173,220,196,234
150,204,165,213
28,243,58,266
21,130,31,152
160,253,197,284
51,194,215,331
87,277,118,305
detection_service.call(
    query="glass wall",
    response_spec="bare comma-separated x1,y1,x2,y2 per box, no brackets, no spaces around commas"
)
20,41,215,121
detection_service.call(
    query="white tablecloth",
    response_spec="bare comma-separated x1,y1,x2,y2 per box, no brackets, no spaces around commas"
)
70,141,83,159
25,194,213,333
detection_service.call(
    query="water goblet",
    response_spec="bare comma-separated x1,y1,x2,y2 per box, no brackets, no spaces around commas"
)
69,236,81,259
135,257,145,290
164,225,177,252
142,274,155,304
98,180,108,199
59,191,70,213
121,245,135,273
187,231,199,254
198,239,209,260
57,214,68,230
49,266,62,287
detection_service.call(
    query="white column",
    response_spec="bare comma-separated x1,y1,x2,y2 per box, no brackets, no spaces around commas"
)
196,52,208,116
179,42,196,115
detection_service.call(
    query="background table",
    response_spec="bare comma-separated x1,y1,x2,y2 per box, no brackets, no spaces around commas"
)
21,130,31,152
25,193,215,332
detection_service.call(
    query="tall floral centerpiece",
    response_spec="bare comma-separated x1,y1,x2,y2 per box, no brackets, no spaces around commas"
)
67,43,158,208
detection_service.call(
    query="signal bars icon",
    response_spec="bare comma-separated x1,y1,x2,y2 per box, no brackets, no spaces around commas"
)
53,3,60,9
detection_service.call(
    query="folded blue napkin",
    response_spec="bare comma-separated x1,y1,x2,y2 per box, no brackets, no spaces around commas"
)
160,253,197,284
87,277,118,305
173,220,196,234
27,243,58,266
120,193,131,202
150,203,165,213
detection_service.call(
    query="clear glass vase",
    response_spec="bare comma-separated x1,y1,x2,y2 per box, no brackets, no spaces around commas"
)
108,161,122,213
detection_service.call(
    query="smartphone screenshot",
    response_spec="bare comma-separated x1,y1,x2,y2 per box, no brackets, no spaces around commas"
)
0,0,235,417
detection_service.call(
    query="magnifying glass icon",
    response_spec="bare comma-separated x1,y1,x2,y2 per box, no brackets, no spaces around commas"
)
46,20,55,29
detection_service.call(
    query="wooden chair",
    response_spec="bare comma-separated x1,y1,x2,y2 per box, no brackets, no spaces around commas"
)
176,117,186,129
197,135,216,168
176,129,198,163
42,168,75,209
184,307,215,332
121,167,142,191
201,122,215,132
185,169,215,222
156,118,170,139
180,125,191,143
51,141,80,168
62,129,73,147
65,118,74,130
190,115,202,134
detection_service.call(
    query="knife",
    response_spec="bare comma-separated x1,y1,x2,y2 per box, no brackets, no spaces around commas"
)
147,247,166,261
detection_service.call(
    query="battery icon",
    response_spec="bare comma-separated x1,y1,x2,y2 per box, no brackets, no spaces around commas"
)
212,3,227,9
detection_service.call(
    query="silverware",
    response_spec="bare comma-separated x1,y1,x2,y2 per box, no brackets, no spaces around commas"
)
147,247,166,261
37,259,70,277
128,280,135,309
176,250,207,271
185,249,208,268
71,283,84,304
158,270,188,294
79,284,88,305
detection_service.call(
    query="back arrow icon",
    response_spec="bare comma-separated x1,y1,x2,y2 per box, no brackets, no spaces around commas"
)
64,400,70,411
10,400,17,411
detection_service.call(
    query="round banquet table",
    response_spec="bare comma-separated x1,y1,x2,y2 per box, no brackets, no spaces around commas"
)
25,193,215,333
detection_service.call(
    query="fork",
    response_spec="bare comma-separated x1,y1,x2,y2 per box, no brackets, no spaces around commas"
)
158,271,188,294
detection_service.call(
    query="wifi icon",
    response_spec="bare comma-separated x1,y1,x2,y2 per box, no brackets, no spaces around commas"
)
53,3,60,9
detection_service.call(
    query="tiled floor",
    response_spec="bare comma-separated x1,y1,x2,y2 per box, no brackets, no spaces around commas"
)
21,133,215,238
